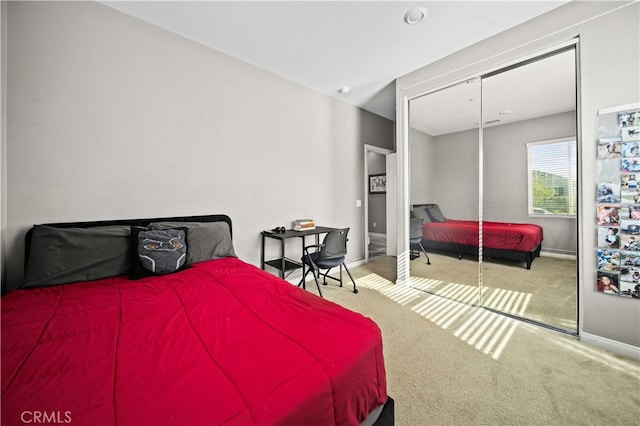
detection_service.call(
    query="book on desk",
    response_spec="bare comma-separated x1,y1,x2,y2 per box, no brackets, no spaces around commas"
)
293,219,315,231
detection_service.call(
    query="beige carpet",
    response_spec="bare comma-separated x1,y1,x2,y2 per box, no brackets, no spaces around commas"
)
309,259,640,426
362,253,577,332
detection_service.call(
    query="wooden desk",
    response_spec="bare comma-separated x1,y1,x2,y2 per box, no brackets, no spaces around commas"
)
261,226,338,279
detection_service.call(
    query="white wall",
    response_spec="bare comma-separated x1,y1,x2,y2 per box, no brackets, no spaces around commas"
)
397,1,640,351
3,1,394,291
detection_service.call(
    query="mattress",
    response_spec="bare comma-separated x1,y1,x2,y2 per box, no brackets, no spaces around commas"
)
423,219,543,252
1,257,387,425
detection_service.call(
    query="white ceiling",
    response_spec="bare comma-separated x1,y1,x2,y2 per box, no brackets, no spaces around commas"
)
101,1,570,121
410,48,577,135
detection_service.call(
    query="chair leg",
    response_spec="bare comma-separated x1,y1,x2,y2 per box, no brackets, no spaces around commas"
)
321,267,345,288
419,242,431,265
321,267,333,286
311,267,323,297
342,262,358,294
298,267,312,288
299,266,323,297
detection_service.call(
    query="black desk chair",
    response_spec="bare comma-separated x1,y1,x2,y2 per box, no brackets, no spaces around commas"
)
410,217,431,265
298,228,358,297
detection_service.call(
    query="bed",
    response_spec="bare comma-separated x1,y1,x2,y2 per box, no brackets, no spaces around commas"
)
412,204,543,269
1,214,393,426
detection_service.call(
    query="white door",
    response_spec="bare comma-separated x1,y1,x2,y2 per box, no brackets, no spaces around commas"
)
386,153,397,256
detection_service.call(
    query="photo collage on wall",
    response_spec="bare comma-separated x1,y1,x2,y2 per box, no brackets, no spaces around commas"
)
597,103,640,299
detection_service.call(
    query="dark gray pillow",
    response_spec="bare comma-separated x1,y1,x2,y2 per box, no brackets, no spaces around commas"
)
411,206,431,221
426,205,446,223
148,221,236,263
22,225,132,288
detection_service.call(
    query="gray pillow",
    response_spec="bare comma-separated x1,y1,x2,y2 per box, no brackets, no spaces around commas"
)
22,225,132,288
411,206,431,221
426,205,446,223
148,221,236,263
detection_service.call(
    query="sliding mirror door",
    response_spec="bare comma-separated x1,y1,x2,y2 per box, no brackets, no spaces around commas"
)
405,46,578,334
408,78,482,306
480,48,578,333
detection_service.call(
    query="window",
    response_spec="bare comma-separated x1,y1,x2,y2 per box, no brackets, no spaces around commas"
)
527,137,577,216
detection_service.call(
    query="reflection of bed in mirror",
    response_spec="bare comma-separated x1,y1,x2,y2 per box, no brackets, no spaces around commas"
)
411,204,543,269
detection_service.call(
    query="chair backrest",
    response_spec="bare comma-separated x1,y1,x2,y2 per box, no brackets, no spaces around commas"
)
410,217,424,239
320,228,349,260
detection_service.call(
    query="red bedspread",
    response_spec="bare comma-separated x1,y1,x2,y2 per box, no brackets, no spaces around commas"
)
423,219,543,252
1,258,387,425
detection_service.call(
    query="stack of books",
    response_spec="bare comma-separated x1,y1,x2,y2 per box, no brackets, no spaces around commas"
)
293,219,315,231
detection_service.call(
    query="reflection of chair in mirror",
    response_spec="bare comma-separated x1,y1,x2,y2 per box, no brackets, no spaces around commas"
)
410,218,431,265
299,228,358,297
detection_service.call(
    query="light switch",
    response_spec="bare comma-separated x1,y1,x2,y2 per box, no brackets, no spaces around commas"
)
356,200,362,207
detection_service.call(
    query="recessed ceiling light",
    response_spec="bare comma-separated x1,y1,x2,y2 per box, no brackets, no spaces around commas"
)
338,86,351,94
404,7,428,25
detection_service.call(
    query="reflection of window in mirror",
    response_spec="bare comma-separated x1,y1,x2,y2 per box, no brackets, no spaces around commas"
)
527,137,577,217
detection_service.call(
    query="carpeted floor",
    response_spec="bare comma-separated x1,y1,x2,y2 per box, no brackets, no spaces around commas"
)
361,252,577,333
306,259,640,426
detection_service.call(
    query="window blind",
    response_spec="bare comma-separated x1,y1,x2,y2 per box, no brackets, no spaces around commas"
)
527,137,577,216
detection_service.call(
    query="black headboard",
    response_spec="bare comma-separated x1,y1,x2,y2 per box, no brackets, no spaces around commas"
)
24,214,232,268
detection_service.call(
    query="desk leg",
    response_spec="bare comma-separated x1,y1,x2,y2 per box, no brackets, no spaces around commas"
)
300,236,306,288
280,238,285,279
261,234,265,270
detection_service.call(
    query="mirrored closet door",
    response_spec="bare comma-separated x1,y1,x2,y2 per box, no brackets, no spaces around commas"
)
407,47,578,334
408,77,482,307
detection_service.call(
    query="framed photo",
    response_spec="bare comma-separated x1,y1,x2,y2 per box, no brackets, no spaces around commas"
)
369,173,386,194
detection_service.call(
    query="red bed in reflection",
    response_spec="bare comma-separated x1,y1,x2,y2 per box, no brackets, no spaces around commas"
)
414,204,543,269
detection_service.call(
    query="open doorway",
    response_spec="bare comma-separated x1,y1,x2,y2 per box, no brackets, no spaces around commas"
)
364,145,393,262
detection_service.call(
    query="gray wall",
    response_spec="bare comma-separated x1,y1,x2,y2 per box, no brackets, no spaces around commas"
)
484,112,577,255
2,1,394,290
432,128,481,221
397,1,640,350
0,2,5,288
409,127,434,205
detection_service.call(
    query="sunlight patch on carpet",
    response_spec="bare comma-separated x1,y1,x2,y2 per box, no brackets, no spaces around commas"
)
411,293,472,329
481,287,532,317
356,273,524,360
454,305,519,360
355,273,423,305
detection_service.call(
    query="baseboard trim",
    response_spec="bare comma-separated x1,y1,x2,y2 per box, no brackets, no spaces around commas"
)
580,332,640,360
540,251,576,261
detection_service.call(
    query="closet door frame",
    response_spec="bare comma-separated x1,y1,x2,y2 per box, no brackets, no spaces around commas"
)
396,39,580,330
